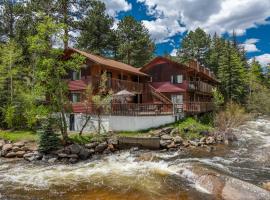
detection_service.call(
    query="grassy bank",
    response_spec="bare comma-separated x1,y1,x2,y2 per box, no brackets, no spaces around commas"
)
0,130,38,142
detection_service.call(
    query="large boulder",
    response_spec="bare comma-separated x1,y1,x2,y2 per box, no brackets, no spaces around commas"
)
2,143,13,152
15,151,26,158
0,140,5,150
262,182,270,191
173,136,183,144
160,139,171,148
5,152,17,158
95,142,107,153
23,152,43,162
78,147,92,160
13,141,25,147
170,128,179,136
160,134,173,140
161,127,174,135
68,144,82,154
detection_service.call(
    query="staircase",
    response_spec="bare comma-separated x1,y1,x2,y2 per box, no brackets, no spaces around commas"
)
148,84,172,104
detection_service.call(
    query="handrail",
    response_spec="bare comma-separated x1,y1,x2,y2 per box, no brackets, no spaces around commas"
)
148,84,172,104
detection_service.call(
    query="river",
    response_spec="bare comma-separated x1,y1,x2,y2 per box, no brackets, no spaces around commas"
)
0,117,270,200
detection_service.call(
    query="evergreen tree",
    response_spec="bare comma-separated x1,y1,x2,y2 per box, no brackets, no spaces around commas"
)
38,118,61,153
177,27,211,66
28,16,84,142
116,16,155,67
76,0,115,56
218,41,247,103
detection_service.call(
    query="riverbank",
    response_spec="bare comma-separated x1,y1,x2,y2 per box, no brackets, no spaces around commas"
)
0,117,270,200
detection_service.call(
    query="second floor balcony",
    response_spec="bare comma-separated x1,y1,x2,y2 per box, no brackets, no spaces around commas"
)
188,81,215,94
68,76,144,93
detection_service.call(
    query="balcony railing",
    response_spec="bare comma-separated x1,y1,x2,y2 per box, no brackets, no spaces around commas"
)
183,102,214,113
68,76,144,93
188,81,215,94
71,102,214,116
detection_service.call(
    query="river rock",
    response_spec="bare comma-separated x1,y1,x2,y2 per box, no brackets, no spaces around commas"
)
85,142,99,149
183,141,190,147
78,148,92,160
107,138,118,146
13,141,25,147
12,146,21,152
0,140,5,150
200,137,206,143
160,139,171,148
161,127,174,135
58,153,69,158
23,152,42,162
107,144,115,152
68,144,82,154
2,143,13,152
189,140,199,147
262,182,270,191
206,136,215,145
15,151,26,158
167,142,177,149
170,128,179,136
173,136,183,144
67,154,79,159
216,134,224,142
69,158,78,164
5,152,17,158
160,134,173,140
48,157,57,163
95,142,107,153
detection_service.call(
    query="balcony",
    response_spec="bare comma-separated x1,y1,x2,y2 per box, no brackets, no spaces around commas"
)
68,76,144,93
188,81,215,94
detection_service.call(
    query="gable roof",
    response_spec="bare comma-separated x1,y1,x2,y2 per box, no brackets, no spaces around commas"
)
66,48,148,76
141,56,218,83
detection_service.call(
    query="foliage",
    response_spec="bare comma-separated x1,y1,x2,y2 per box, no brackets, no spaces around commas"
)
116,16,155,67
214,102,250,132
218,41,247,103
28,15,85,142
77,0,115,56
177,28,211,66
178,117,213,140
212,88,224,110
38,118,61,153
79,71,113,135
0,130,37,142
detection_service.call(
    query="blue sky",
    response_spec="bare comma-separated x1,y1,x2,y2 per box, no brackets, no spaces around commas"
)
102,0,270,66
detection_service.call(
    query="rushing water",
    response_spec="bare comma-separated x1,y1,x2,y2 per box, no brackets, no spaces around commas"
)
0,117,270,200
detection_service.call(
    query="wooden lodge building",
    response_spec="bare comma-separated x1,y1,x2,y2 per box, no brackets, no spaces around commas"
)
64,48,217,132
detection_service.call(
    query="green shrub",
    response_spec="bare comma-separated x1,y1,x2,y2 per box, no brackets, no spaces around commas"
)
38,118,61,153
178,117,213,140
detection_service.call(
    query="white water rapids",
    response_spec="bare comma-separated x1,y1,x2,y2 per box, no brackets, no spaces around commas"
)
0,117,269,200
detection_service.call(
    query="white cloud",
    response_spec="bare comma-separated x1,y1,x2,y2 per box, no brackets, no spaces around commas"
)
101,0,132,16
240,38,260,52
170,49,177,56
138,0,270,43
252,54,270,67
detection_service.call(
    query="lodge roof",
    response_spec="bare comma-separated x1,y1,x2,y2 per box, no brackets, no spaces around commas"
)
151,82,186,93
66,48,148,76
140,56,218,83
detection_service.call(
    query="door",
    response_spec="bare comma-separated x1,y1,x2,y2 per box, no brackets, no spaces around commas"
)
171,94,183,104
70,114,75,131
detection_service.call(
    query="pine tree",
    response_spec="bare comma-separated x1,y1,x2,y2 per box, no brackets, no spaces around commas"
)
177,27,211,66
218,42,247,103
116,16,155,67
38,118,61,153
76,0,115,56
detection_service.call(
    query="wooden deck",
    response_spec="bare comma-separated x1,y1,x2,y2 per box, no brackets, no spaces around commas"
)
71,102,214,116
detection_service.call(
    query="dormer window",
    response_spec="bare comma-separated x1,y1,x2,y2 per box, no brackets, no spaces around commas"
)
171,75,183,84
72,70,81,80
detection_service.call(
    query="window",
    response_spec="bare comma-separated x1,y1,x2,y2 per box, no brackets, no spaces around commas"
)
171,75,183,84
72,70,81,80
71,93,81,103
171,94,183,104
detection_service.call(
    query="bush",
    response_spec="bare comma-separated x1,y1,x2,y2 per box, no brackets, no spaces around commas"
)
38,118,61,153
214,102,250,132
178,117,213,140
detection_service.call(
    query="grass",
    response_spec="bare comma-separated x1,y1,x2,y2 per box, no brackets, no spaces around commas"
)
0,130,38,142
177,117,213,140
68,132,107,144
